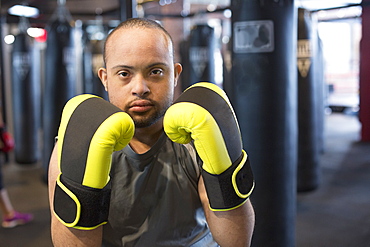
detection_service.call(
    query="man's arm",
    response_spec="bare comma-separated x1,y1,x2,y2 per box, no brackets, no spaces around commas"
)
48,143,103,247
198,176,255,247
164,82,255,245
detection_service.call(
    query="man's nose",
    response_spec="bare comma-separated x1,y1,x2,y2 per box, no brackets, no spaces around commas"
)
131,76,150,97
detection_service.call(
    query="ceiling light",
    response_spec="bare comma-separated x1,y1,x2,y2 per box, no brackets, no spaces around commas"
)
27,27,45,38
4,35,15,45
8,5,39,18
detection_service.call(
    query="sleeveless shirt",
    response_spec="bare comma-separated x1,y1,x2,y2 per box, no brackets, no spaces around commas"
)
102,132,219,247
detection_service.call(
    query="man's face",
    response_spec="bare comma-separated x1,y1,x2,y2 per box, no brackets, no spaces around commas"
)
99,28,181,128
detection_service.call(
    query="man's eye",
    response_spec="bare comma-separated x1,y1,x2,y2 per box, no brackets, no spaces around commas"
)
119,71,129,77
151,69,163,75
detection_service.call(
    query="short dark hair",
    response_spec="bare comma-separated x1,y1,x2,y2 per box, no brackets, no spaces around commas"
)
103,18,174,65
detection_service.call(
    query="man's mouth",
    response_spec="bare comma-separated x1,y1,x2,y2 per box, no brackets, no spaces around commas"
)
129,100,154,113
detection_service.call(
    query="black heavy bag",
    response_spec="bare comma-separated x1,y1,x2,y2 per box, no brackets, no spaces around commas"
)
230,1,297,246
297,8,322,192
181,24,218,90
42,7,76,177
81,30,94,94
11,29,40,164
83,39,107,99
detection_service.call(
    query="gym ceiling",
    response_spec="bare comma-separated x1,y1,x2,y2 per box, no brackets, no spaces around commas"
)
0,0,364,27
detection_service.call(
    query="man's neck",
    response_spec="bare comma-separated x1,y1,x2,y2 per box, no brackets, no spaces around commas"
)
129,120,163,154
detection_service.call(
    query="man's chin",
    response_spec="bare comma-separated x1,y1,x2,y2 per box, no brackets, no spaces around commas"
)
134,121,153,129
133,117,161,129
128,108,165,129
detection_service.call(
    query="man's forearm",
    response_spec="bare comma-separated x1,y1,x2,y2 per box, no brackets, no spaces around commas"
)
206,200,255,247
48,144,103,247
51,216,103,247
198,176,255,247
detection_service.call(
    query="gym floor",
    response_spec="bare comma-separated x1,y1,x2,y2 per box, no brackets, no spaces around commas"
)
0,112,369,247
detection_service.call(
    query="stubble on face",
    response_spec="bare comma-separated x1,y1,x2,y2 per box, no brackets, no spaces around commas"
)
104,27,176,129
123,96,172,129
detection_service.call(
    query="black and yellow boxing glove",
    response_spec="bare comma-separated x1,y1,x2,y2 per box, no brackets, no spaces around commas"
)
163,82,254,211
53,94,134,229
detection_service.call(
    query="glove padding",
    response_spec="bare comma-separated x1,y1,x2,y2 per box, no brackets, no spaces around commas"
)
164,82,254,211
54,94,134,229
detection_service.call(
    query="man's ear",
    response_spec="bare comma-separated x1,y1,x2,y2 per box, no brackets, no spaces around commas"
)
98,67,108,91
174,63,183,87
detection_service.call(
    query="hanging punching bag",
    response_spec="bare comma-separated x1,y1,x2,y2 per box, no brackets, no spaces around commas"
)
81,32,94,94
84,39,107,99
81,13,107,99
11,18,40,164
297,8,321,192
181,24,218,90
230,1,297,246
42,2,76,178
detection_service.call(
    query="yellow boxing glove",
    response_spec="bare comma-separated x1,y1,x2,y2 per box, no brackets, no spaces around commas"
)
54,94,134,229
164,82,254,211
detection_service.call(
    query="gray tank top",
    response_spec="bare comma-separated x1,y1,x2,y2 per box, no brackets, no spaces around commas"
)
102,133,218,247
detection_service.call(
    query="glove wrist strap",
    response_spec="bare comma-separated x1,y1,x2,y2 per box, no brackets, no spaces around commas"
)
53,174,110,230
202,150,254,211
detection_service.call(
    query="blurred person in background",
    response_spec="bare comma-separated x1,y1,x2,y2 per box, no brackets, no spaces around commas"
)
0,107,33,228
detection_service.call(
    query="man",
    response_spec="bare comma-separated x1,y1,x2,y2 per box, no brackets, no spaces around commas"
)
48,18,255,246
